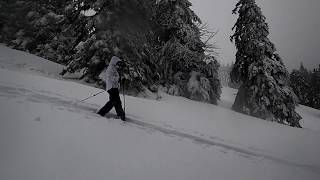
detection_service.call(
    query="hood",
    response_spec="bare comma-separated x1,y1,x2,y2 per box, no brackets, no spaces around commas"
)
108,56,122,67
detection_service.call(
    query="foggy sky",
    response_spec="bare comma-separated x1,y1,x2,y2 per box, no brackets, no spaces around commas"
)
190,0,320,70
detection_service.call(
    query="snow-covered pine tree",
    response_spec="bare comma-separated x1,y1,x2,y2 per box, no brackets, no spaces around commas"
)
0,0,39,50
61,0,159,92
0,0,70,57
0,0,13,42
61,0,221,103
3,0,220,102
310,65,320,109
290,63,320,110
298,63,311,81
230,0,301,127
39,0,91,64
154,0,221,104
289,69,311,106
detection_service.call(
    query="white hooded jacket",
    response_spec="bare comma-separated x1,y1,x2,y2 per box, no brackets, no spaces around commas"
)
101,56,122,91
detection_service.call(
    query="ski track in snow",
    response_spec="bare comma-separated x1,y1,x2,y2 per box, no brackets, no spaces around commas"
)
0,83,319,175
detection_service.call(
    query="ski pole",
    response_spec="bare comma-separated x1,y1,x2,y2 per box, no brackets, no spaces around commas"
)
81,91,105,102
123,64,130,115
122,75,126,115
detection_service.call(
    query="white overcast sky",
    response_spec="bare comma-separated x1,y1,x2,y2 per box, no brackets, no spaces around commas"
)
190,0,320,70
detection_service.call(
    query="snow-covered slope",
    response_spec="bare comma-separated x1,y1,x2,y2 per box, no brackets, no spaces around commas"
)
1,44,320,180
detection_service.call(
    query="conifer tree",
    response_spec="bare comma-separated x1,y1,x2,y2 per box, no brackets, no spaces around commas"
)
1,0,221,103
0,0,13,42
0,0,70,54
61,0,158,92
290,63,320,110
310,65,320,109
289,69,311,106
40,0,91,64
0,0,39,49
289,63,313,107
154,0,221,103
230,0,301,127
61,0,221,103
299,63,310,80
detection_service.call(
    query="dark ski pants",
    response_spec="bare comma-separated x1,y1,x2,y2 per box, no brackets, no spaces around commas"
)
97,88,125,117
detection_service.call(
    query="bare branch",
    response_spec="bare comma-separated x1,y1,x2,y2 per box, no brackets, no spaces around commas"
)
197,22,219,57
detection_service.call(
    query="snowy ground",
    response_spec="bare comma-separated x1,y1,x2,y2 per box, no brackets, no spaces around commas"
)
1,44,320,180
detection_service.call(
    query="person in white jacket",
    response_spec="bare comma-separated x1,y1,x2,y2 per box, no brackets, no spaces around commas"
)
97,56,125,121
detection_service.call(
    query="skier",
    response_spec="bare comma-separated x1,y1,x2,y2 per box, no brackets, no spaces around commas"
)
97,56,126,121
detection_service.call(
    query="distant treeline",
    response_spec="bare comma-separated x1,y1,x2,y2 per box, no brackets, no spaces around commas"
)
219,62,320,110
